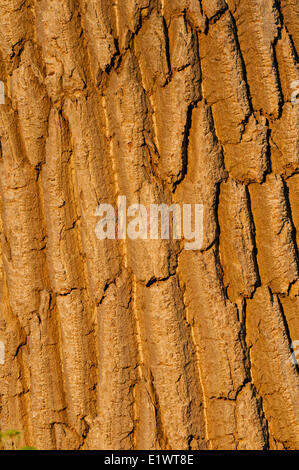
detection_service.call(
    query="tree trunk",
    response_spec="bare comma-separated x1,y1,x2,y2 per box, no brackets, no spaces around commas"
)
0,0,298,450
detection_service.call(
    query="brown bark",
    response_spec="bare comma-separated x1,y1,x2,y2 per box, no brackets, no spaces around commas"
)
0,0,298,450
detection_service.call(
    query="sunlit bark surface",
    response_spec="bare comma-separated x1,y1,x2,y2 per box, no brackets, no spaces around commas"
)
0,0,298,450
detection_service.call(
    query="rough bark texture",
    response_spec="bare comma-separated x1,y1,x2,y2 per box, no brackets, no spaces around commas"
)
0,0,298,450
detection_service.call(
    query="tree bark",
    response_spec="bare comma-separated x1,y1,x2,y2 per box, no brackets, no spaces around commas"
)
0,0,298,450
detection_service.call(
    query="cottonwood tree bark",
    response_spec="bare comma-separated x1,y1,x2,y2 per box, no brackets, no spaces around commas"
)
0,0,298,450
